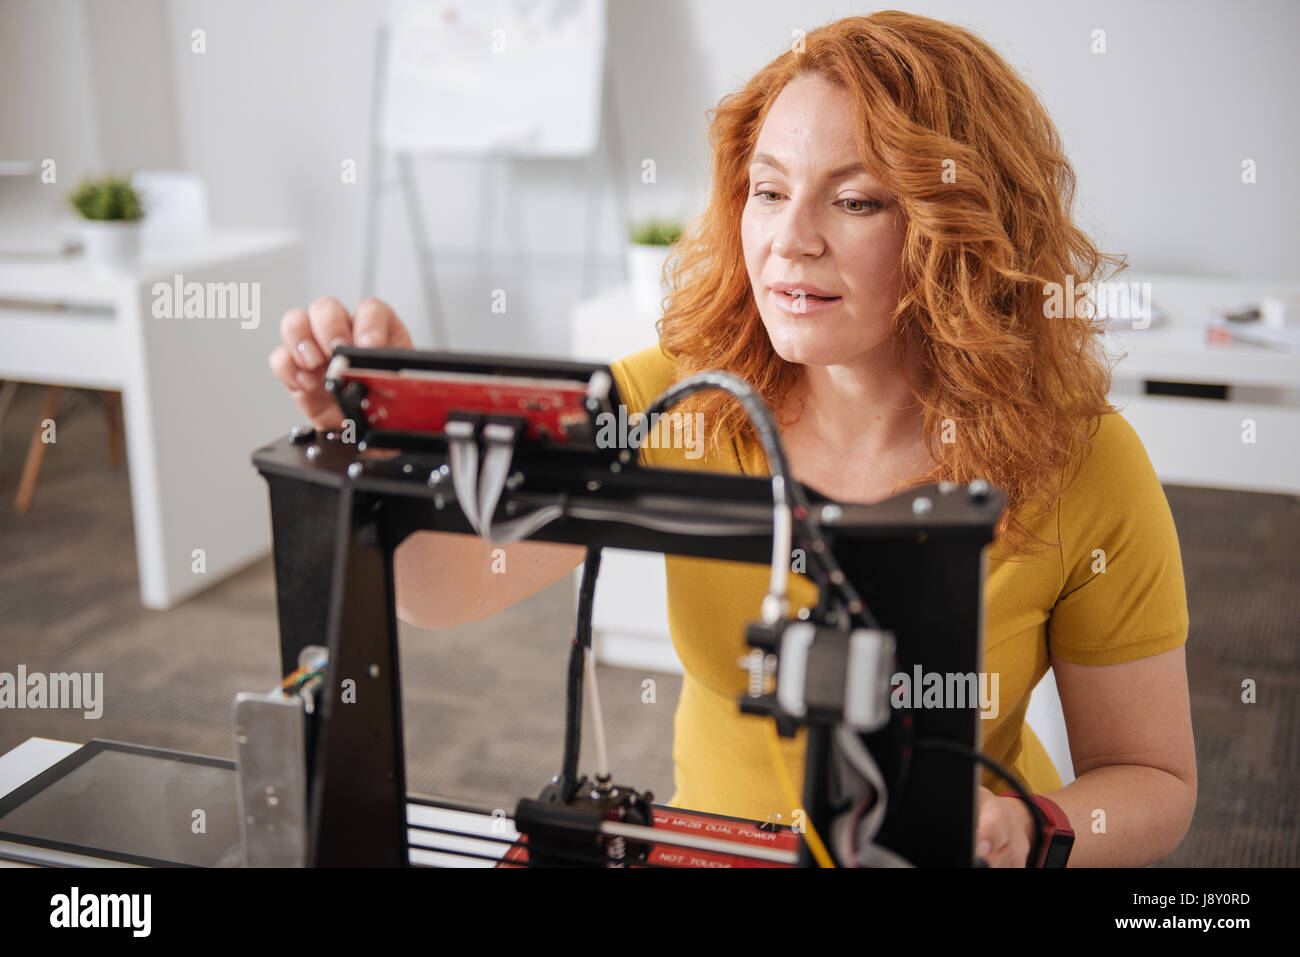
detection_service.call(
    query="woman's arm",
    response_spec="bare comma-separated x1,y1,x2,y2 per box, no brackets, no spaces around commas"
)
395,533,586,630
1042,644,1197,866
980,644,1197,867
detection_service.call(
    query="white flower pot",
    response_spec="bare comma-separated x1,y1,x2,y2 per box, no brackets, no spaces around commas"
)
80,220,142,274
626,243,673,317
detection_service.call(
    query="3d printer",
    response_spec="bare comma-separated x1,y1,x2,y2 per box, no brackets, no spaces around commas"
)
0,345,1051,868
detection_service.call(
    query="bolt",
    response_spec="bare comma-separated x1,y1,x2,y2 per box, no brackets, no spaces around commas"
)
305,444,321,460
912,496,933,515
821,504,842,523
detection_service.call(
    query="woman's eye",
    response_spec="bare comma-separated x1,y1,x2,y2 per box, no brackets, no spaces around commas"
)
839,197,882,214
753,189,781,203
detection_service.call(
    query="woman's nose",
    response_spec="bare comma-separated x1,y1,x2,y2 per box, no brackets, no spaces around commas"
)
771,201,825,259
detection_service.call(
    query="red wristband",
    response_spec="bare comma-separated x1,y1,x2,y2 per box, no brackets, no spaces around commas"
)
998,791,1074,867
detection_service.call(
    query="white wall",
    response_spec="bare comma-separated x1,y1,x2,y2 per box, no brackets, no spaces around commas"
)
82,0,180,173
6,0,1298,354
0,0,102,182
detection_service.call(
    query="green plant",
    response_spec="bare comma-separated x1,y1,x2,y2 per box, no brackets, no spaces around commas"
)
629,217,682,245
69,174,145,222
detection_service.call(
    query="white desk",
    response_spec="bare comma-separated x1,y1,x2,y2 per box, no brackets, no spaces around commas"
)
0,736,513,867
1107,273,1300,495
0,230,307,608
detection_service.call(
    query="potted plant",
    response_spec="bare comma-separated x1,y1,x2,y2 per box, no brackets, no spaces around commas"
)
626,217,682,316
69,174,145,273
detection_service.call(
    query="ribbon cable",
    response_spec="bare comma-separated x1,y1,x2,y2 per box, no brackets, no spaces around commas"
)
445,418,563,545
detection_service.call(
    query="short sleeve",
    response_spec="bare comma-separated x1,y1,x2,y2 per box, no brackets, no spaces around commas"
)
1047,412,1190,665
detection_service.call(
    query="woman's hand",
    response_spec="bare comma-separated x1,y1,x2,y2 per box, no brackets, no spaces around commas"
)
975,785,1036,867
268,296,414,429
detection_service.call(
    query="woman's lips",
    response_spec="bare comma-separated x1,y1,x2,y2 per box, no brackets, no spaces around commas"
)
772,287,842,315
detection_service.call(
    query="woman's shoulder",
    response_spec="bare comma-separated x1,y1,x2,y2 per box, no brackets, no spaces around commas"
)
1071,409,1153,481
1059,409,1166,519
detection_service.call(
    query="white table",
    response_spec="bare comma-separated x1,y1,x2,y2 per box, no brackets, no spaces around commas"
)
0,230,307,608
0,736,513,867
1107,273,1300,494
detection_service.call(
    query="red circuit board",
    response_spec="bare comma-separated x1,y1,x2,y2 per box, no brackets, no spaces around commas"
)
497,807,800,868
337,367,599,446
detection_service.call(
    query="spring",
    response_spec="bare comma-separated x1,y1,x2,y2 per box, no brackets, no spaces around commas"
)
747,649,765,697
606,835,627,866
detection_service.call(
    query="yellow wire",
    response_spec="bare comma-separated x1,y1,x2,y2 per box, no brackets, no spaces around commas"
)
764,720,835,868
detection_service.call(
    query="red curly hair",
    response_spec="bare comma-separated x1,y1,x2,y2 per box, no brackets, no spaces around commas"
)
656,10,1123,557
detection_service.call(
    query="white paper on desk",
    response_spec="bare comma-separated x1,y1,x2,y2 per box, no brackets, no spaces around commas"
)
1207,321,1300,354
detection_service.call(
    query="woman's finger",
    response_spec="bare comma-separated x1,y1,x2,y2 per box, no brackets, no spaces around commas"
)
353,297,412,349
306,295,354,359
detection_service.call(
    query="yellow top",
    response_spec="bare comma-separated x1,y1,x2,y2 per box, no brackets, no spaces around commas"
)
609,343,1189,822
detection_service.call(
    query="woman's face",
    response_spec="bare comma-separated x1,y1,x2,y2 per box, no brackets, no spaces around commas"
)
741,74,907,369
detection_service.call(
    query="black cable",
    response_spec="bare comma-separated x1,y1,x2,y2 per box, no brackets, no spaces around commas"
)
559,545,602,797
912,737,1047,868
641,372,879,630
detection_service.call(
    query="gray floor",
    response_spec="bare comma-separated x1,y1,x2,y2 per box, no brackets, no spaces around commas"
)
0,383,1295,865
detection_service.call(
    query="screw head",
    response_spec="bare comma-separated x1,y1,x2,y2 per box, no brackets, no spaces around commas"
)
347,462,363,478
912,496,933,515
820,504,842,523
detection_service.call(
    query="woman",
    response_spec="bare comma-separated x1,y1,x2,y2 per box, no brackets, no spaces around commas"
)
269,11,1196,867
